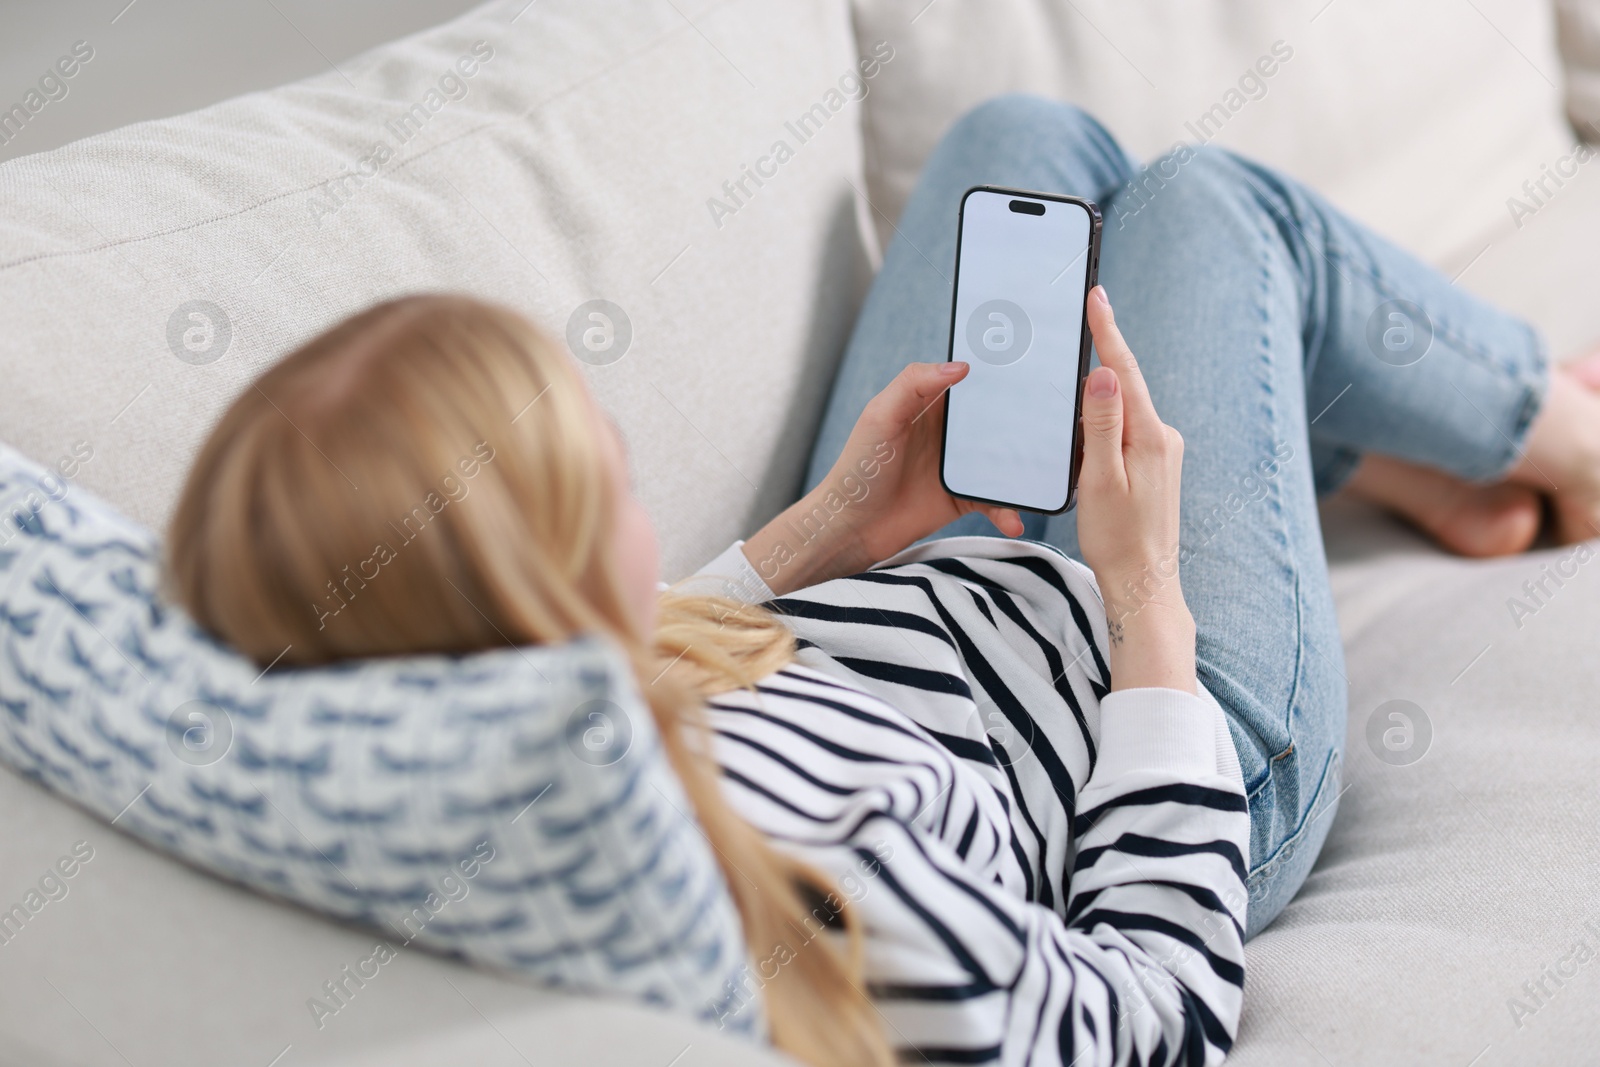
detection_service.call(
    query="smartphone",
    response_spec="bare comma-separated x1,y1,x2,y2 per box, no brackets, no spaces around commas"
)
940,185,1102,514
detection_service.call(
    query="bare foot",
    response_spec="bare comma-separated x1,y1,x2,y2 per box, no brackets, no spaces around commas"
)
1552,348,1600,541
1346,455,1543,558
1562,348,1600,391
1510,362,1600,543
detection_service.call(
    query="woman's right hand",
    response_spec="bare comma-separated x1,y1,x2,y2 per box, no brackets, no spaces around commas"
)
1076,286,1196,694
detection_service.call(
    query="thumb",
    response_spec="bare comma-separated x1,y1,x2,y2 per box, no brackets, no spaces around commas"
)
1079,365,1125,485
867,360,967,430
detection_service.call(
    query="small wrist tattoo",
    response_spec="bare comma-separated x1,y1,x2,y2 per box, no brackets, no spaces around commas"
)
1108,618,1125,647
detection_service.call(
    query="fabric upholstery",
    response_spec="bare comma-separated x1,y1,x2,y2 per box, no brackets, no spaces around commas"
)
1226,495,1600,1064
0,736,786,1067
850,0,1574,266
0,0,872,582
1558,0,1600,137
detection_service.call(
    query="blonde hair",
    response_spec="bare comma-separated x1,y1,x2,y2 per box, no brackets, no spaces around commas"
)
166,294,891,1067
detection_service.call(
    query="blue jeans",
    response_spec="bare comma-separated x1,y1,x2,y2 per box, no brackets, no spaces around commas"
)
804,95,1548,937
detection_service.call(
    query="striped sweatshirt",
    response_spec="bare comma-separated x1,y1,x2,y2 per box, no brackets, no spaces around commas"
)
684,535,1249,1066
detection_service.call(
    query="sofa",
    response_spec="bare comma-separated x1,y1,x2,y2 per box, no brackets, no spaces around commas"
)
1,0,1597,1064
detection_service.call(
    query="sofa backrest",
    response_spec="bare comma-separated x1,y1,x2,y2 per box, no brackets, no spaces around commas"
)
0,0,872,581
853,0,1577,269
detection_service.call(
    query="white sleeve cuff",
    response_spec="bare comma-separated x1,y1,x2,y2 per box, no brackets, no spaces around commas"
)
672,540,777,604
1093,686,1240,785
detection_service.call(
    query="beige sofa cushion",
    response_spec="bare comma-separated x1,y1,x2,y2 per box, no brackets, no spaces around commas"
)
0,0,873,581
852,0,1575,266
1557,0,1600,136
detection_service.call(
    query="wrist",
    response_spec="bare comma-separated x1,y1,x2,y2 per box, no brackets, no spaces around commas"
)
740,488,870,596
1093,555,1185,618
1103,595,1196,695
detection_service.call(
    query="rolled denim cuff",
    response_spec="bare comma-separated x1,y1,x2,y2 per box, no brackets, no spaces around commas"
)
1311,316,1550,492
1470,319,1551,484
1309,442,1363,497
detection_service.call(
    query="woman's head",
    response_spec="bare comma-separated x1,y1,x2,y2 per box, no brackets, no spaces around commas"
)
167,294,891,1067
168,294,660,664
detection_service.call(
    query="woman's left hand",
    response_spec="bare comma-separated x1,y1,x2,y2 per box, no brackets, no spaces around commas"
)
741,361,1022,596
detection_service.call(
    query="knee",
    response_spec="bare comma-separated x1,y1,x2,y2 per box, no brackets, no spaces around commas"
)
939,94,1114,169
1108,142,1294,240
1108,143,1237,227
1149,142,1240,187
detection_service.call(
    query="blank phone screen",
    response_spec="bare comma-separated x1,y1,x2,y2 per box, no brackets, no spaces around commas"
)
943,189,1093,512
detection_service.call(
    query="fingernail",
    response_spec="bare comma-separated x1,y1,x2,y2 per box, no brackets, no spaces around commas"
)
941,361,966,375
1091,285,1109,308
1086,366,1117,398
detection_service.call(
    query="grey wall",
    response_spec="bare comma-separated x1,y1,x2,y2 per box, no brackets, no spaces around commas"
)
0,0,482,164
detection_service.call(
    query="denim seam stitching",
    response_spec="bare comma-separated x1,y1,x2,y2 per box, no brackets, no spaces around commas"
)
1237,210,1303,802
1326,243,1548,484
1483,326,1552,482
1259,204,1306,760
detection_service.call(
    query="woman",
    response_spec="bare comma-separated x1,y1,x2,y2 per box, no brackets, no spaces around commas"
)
167,97,1600,1066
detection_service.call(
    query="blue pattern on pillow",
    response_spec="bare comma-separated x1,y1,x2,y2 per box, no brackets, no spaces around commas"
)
0,444,755,1034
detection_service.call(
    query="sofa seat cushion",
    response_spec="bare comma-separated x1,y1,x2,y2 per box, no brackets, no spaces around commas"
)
0,747,789,1067
1223,495,1600,1064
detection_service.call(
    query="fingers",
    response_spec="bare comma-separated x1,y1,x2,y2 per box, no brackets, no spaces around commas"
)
1079,364,1125,488
1085,286,1163,439
977,503,1025,537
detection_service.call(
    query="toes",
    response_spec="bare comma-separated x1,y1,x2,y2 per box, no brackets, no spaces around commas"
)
1551,496,1600,546
1437,484,1542,558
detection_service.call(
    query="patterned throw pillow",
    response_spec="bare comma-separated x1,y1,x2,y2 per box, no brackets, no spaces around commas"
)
0,443,754,1034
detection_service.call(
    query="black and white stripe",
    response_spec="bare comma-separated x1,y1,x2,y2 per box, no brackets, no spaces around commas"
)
697,536,1249,1066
